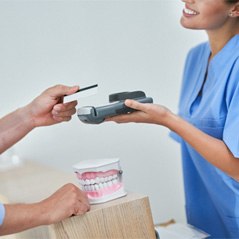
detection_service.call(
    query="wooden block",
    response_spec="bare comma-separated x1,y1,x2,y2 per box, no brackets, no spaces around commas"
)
0,161,156,239
50,193,156,239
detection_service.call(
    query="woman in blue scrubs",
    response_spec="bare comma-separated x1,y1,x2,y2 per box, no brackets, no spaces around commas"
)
108,0,239,238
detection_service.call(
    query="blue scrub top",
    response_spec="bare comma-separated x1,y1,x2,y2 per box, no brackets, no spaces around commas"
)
0,203,5,225
171,34,239,238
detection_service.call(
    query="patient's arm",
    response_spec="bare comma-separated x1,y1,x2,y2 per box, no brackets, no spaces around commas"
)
0,183,90,235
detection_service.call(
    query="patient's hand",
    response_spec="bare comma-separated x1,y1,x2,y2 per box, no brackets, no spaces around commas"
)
1,184,90,235
26,85,79,127
39,183,90,224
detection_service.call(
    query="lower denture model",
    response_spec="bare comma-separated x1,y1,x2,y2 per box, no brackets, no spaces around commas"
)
73,158,127,204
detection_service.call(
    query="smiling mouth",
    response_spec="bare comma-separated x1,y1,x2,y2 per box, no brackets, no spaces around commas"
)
73,158,127,204
183,7,199,16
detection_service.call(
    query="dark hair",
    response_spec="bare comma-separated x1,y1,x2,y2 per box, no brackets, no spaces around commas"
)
226,0,239,3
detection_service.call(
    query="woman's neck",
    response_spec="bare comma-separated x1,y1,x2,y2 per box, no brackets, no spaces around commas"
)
206,21,239,59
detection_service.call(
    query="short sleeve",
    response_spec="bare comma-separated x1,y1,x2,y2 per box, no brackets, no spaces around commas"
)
169,131,182,143
223,62,239,158
0,203,5,225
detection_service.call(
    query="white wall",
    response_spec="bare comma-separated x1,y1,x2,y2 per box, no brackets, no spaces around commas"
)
0,0,207,224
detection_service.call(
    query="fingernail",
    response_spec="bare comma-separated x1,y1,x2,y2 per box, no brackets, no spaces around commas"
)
53,111,59,115
54,105,61,111
72,85,79,89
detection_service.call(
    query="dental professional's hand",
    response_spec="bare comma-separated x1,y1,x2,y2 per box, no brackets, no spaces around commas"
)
26,85,79,127
106,99,173,126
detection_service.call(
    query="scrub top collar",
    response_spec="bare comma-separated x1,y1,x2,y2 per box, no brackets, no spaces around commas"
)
209,34,239,70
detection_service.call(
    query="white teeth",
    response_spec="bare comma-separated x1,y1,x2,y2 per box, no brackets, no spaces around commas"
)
103,177,108,183
95,177,100,184
90,179,95,185
103,182,107,188
108,181,113,187
184,8,197,15
79,173,120,191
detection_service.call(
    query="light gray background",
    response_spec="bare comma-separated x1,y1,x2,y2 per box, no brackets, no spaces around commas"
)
0,0,207,224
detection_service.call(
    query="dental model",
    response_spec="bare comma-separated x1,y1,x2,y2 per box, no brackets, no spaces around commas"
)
73,158,127,204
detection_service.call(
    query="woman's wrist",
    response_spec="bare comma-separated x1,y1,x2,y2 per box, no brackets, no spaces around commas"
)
162,110,181,130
